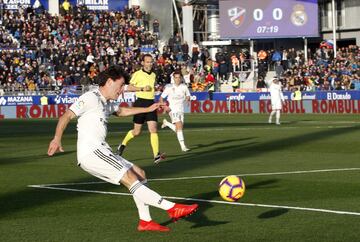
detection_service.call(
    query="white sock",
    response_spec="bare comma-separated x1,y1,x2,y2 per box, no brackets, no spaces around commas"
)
132,180,151,221
269,110,276,121
176,130,186,148
129,181,174,210
276,110,281,123
165,120,176,132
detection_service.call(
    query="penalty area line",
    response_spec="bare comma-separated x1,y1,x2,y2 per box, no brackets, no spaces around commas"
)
27,185,360,217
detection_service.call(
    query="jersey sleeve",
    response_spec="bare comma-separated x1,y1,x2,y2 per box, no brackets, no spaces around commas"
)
184,85,191,97
280,90,285,102
107,101,120,115
129,71,138,86
161,85,170,98
69,93,96,117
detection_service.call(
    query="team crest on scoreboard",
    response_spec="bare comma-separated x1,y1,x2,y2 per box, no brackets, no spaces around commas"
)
291,4,308,27
228,7,246,28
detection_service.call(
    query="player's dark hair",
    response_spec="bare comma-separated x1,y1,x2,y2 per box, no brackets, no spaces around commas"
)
141,53,153,61
96,65,129,86
173,69,182,76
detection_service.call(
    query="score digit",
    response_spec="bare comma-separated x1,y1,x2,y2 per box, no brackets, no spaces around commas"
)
273,8,283,20
253,9,263,21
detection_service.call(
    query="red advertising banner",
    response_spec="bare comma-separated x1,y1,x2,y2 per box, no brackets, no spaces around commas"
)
0,100,359,119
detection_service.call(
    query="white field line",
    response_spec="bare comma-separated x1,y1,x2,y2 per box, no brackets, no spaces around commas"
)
182,126,348,132
297,121,360,124
28,185,360,217
29,167,360,187
110,124,358,135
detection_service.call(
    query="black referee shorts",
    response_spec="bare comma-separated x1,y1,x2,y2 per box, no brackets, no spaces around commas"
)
133,98,158,124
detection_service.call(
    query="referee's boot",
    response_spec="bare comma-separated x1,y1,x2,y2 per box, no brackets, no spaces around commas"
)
117,144,126,156
154,152,166,164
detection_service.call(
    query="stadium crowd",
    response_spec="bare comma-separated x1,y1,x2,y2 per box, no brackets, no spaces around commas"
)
0,3,159,94
256,45,360,91
0,3,359,95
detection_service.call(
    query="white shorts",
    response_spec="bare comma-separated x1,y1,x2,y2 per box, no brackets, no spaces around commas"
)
78,147,133,185
271,100,282,110
169,111,184,124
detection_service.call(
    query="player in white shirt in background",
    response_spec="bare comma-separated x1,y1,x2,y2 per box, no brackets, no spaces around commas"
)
159,70,191,152
47,66,198,232
268,78,285,125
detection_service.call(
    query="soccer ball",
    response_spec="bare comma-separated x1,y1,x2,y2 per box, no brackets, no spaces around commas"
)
219,175,245,202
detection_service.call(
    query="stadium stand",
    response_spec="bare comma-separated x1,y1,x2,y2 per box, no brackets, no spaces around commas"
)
0,4,359,95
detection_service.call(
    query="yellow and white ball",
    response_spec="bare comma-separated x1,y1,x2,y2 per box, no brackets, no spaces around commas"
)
219,175,245,202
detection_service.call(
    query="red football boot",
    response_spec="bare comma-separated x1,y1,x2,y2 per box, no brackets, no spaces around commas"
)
137,220,170,232
167,203,199,222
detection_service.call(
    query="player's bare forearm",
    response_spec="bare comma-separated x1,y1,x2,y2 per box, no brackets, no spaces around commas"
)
54,110,74,138
47,110,75,156
117,104,160,117
126,84,152,92
125,84,137,92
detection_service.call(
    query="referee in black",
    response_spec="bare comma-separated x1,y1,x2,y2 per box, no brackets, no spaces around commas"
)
117,54,165,163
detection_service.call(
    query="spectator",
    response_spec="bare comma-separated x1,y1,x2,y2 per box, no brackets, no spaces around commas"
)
62,0,71,13
143,11,150,31
152,19,160,31
256,77,267,89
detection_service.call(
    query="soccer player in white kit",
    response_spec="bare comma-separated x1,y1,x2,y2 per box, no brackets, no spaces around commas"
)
159,70,191,152
47,66,198,232
268,78,285,125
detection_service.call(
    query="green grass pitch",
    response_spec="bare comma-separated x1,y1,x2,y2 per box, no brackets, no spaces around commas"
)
0,114,360,241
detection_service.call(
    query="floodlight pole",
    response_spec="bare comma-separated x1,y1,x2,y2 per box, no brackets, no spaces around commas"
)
303,37,308,63
250,39,256,89
331,0,337,58
172,0,183,42
249,39,254,64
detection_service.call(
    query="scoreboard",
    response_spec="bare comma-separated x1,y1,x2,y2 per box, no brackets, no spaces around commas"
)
219,0,319,39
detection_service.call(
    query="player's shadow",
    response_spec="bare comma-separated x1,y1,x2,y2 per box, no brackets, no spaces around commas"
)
0,120,77,138
246,179,279,190
146,141,259,175
0,151,76,166
129,140,256,162
190,137,257,151
187,122,273,129
248,180,287,219
161,191,229,229
257,208,289,219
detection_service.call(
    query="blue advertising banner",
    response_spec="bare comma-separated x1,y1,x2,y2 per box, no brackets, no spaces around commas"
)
155,92,209,102
2,0,48,10
68,0,128,11
213,91,360,101
0,95,35,106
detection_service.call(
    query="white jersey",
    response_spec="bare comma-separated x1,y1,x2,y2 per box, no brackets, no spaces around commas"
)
161,83,190,113
69,89,120,159
269,82,285,110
